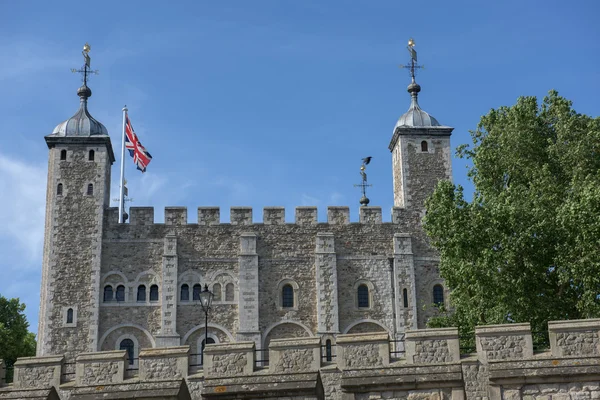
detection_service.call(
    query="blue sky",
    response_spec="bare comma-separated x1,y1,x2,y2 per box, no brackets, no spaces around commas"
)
0,0,598,334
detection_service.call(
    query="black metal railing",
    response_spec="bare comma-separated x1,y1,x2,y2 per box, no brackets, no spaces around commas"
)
126,358,139,371
2,365,14,384
459,333,476,355
320,344,337,362
254,348,269,368
389,333,406,359
189,353,204,369
532,330,550,352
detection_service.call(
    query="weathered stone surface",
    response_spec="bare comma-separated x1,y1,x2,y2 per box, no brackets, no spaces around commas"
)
476,323,534,362
139,346,189,381
337,333,389,370
75,350,126,386
13,355,63,389
405,328,459,364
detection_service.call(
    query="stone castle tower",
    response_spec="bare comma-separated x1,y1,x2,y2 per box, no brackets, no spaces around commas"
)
37,45,452,363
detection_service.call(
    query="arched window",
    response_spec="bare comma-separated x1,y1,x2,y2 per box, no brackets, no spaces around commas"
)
225,283,234,302
66,308,74,324
60,150,67,160
282,284,294,308
120,339,135,365
357,284,369,308
193,284,202,300
103,285,113,302
87,183,94,196
116,285,125,302
403,288,409,308
433,284,444,305
137,285,146,302
212,283,222,301
325,339,332,362
180,284,189,301
88,150,95,161
57,183,63,196
200,337,216,365
150,285,159,301
421,140,428,152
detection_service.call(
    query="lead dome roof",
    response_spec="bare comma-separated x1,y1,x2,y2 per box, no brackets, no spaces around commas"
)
51,85,108,137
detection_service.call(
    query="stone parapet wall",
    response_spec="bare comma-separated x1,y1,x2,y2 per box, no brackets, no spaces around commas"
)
336,332,390,370
139,346,189,381
12,355,63,390
405,327,459,364
268,337,321,374
548,318,600,357
75,350,126,386
203,341,254,378
475,322,533,363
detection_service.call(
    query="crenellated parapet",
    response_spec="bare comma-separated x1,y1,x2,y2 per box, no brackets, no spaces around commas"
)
106,206,397,226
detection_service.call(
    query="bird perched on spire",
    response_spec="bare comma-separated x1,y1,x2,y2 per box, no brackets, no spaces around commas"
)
362,156,372,165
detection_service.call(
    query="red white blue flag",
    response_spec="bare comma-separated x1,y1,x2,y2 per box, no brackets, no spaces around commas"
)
125,115,152,173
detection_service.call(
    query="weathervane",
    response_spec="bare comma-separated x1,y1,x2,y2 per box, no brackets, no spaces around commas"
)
354,157,373,206
71,42,99,86
400,38,424,81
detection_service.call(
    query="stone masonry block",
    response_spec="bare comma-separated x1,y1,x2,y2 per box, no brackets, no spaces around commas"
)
204,342,255,378
198,207,220,225
13,355,64,389
240,233,257,255
231,207,253,225
548,318,600,357
139,346,190,380
295,206,317,225
394,233,413,255
359,206,382,224
475,323,533,363
392,207,406,224
336,332,390,370
315,232,335,253
165,207,187,225
268,337,321,374
405,327,460,364
129,207,154,225
327,206,350,225
105,207,119,225
75,350,126,386
263,207,285,225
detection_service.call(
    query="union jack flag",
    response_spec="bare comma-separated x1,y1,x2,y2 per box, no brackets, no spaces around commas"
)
125,115,152,173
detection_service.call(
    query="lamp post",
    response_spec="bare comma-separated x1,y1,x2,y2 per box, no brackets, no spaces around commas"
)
199,284,214,365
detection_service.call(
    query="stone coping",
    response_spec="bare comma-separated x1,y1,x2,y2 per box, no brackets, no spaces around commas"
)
475,322,531,336
76,350,127,362
14,355,64,367
405,327,459,340
268,337,321,349
203,341,254,354
337,332,389,344
263,206,285,210
341,363,463,390
202,372,321,398
548,318,600,331
139,346,190,358
66,379,189,399
488,356,600,383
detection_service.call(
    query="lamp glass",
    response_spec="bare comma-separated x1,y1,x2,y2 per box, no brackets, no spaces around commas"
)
199,284,214,312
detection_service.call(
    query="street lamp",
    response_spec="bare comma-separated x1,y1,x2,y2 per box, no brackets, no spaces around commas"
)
199,284,214,365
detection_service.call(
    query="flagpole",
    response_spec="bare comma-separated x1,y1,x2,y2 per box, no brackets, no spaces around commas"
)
119,106,127,223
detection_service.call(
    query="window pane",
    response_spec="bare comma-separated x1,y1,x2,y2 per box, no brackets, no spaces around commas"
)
103,286,113,302
119,339,135,365
212,283,221,301
87,184,94,196
282,285,294,308
181,284,189,301
201,337,216,365
66,308,74,324
433,285,444,305
150,285,159,301
357,285,369,308
403,288,409,308
193,284,201,300
137,285,146,302
89,150,95,161
116,285,125,302
225,283,234,302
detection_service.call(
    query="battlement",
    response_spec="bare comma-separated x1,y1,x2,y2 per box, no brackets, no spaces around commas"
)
105,206,414,226
2,319,599,399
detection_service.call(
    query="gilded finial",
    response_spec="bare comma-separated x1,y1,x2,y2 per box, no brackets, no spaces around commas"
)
71,42,99,95
354,157,373,206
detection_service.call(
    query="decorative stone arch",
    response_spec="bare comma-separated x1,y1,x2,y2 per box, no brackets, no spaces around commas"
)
429,279,447,307
206,270,235,283
178,270,203,285
98,323,156,352
353,279,375,310
262,320,313,349
101,270,128,285
134,269,159,284
182,322,235,344
276,278,300,310
343,319,391,335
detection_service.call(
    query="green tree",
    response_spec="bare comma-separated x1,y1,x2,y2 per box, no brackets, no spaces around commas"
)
0,295,36,378
423,91,600,337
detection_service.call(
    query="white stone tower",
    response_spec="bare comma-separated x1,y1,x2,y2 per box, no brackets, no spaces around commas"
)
389,41,453,211
37,46,115,357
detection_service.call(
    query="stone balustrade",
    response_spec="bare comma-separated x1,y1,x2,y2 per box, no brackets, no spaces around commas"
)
75,350,126,386
139,346,190,381
405,327,460,364
12,355,64,389
475,322,533,363
336,332,390,370
268,337,321,374
203,341,255,379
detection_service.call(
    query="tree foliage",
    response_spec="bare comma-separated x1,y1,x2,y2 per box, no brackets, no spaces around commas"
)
0,295,36,369
423,91,600,335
